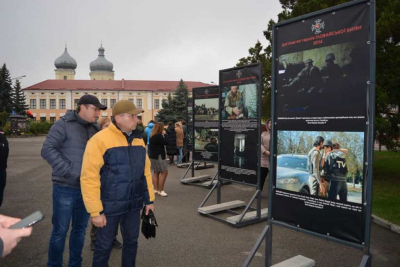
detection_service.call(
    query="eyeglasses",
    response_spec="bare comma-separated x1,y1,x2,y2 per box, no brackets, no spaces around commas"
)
85,105,101,112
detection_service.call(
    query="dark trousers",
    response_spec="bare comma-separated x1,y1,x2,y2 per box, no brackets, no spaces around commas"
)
93,209,140,267
47,184,89,267
90,222,119,243
0,169,6,207
260,167,269,191
328,180,348,202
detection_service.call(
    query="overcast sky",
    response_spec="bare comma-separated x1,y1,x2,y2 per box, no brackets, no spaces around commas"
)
0,0,282,88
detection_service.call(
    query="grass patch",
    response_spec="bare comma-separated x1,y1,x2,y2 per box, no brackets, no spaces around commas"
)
372,151,400,225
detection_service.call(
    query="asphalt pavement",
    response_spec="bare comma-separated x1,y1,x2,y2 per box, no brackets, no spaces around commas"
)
1,137,399,267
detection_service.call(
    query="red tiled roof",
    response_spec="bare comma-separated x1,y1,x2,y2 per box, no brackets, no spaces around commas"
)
23,79,212,91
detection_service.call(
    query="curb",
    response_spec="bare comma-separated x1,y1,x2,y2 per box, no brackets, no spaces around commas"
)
372,214,400,235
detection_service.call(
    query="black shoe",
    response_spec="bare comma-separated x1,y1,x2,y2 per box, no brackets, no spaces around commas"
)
90,241,95,251
112,239,122,249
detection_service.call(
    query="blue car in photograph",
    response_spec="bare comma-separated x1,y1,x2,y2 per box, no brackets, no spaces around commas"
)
276,154,312,194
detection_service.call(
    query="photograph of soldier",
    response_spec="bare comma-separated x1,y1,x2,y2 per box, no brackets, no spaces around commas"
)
194,98,219,121
204,137,218,152
276,130,363,204
277,42,368,116
194,129,218,151
222,85,246,119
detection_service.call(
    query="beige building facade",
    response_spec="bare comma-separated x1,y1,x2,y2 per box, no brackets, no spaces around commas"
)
23,45,206,124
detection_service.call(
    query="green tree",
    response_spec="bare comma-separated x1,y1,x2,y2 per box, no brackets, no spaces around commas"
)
11,79,28,115
155,79,189,124
156,93,175,124
0,64,14,113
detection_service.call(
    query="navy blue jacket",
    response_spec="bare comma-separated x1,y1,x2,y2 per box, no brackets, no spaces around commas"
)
41,110,99,189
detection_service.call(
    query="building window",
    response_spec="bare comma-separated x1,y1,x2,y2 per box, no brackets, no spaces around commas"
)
136,99,142,109
74,99,79,109
63,76,67,80
101,99,108,107
40,99,46,109
154,99,159,109
110,99,116,108
30,99,36,109
50,99,56,109
40,117,46,122
128,99,134,103
50,117,56,123
59,99,66,109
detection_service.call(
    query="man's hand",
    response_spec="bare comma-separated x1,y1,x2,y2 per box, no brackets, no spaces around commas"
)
232,107,240,116
0,214,21,228
319,184,326,195
91,214,107,228
145,204,155,215
0,215,32,257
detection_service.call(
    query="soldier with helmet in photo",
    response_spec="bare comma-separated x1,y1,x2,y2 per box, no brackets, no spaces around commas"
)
320,53,343,93
285,58,321,94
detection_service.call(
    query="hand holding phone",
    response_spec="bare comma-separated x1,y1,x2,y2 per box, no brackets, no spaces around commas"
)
9,211,44,229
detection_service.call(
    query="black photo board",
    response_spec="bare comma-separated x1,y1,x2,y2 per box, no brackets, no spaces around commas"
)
219,63,262,186
187,98,193,151
193,86,219,162
271,0,374,247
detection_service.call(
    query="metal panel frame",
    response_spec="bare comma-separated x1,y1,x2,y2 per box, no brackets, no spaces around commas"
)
245,0,375,266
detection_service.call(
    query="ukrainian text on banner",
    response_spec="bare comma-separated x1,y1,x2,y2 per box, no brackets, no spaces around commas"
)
193,86,219,162
219,64,262,185
272,1,371,245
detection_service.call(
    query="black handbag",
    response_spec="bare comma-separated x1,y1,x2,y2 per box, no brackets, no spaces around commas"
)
141,207,158,239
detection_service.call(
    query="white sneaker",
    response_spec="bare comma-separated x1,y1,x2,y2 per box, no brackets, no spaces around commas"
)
159,191,168,197
154,190,159,195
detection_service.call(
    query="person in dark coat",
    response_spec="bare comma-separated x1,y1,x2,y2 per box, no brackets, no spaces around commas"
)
148,122,169,197
165,122,177,165
41,95,106,267
0,128,9,208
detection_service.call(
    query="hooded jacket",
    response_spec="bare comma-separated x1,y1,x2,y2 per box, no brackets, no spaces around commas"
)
41,110,99,189
144,123,154,145
80,122,155,217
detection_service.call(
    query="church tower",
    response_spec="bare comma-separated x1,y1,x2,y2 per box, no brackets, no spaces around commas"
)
54,46,77,80
89,45,115,80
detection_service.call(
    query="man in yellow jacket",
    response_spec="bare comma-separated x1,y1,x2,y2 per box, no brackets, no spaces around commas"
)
81,100,155,267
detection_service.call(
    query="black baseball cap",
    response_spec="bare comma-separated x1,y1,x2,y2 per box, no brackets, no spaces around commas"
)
78,95,107,110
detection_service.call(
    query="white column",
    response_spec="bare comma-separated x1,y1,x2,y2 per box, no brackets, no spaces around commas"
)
66,92,72,109
36,94,39,109
147,92,152,110
56,92,59,109
107,93,110,107
119,91,124,101
46,93,49,109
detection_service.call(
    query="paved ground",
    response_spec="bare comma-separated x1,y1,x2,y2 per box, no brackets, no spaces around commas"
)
1,136,399,266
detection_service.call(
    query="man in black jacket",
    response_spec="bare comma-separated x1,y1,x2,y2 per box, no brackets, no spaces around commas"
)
0,128,8,208
41,95,106,267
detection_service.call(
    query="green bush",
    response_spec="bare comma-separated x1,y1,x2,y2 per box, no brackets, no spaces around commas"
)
27,121,53,135
0,111,9,128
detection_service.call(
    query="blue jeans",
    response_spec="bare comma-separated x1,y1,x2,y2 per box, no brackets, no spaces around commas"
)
177,146,183,164
93,209,140,267
47,184,89,267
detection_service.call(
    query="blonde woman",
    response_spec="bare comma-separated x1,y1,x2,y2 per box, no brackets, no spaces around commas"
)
148,122,169,197
97,117,110,129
